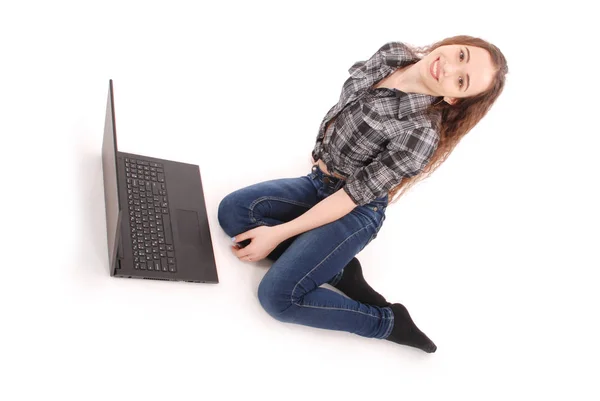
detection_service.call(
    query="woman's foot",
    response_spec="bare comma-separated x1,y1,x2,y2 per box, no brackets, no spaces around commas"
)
332,258,390,307
386,303,437,353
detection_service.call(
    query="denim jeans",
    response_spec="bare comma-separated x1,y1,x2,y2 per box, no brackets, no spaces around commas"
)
217,163,394,339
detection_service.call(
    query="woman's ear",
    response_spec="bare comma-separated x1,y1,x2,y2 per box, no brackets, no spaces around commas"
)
443,96,457,105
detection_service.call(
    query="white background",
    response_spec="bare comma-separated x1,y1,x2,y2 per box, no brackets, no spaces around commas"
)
1,1,598,400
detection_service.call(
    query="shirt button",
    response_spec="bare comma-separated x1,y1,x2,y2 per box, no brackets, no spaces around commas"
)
373,207,378,211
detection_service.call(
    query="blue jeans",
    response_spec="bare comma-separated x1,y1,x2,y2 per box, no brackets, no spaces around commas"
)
217,163,395,339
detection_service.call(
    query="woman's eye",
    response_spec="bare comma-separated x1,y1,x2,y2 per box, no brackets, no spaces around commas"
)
460,50,464,61
458,77,464,88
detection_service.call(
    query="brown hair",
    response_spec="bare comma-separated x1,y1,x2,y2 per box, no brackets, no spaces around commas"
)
387,35,509,204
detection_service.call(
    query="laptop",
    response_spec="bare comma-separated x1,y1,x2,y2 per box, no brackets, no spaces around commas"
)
101,79,218,283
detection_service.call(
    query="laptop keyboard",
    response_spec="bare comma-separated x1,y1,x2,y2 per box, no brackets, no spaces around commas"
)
125,158,177,273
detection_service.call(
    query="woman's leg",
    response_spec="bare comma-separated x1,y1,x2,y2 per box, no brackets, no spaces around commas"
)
256,205,393,339
218,165,390,307
253,200,436,351
218,166,393,338
217,165,436,351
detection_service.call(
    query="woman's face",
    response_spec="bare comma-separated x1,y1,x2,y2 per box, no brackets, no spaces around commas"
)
419,44,496,103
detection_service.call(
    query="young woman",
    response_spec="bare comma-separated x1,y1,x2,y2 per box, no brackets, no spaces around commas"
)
218,35,508,353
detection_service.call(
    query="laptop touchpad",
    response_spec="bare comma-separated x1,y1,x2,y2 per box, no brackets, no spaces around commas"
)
176,209,202,245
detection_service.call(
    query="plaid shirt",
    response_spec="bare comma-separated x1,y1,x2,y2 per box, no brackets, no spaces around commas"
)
311,42,441,206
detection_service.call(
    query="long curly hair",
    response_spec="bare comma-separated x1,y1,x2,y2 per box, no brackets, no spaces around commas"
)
388,35,509,204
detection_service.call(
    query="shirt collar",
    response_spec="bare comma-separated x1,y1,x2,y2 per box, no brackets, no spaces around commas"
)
383,42,420,69
386,43,440,118
352,43,442,119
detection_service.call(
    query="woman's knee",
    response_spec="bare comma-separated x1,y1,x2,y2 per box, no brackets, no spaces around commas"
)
217,195,232,234
217,191,247,235
257,274,295,322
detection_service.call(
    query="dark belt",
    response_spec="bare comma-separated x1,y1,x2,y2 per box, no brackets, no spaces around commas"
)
312,164,346,187
315,160,346,180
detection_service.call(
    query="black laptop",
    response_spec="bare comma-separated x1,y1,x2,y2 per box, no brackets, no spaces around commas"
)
101,79,218,283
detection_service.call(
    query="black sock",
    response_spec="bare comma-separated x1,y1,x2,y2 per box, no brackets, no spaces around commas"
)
332,257,390,307
385,303,437,353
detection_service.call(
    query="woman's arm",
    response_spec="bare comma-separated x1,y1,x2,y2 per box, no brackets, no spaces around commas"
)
274,188,356,242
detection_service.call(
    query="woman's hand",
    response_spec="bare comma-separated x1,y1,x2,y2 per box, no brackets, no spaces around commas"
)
231,226,284,263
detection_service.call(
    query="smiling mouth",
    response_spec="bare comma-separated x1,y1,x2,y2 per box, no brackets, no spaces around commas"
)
430,57,440,81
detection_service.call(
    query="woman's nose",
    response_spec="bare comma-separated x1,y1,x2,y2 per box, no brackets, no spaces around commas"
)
443,62,464,77
443,62,455,76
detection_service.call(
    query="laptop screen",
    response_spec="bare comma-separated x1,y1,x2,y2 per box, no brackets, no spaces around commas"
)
102,80,121,269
